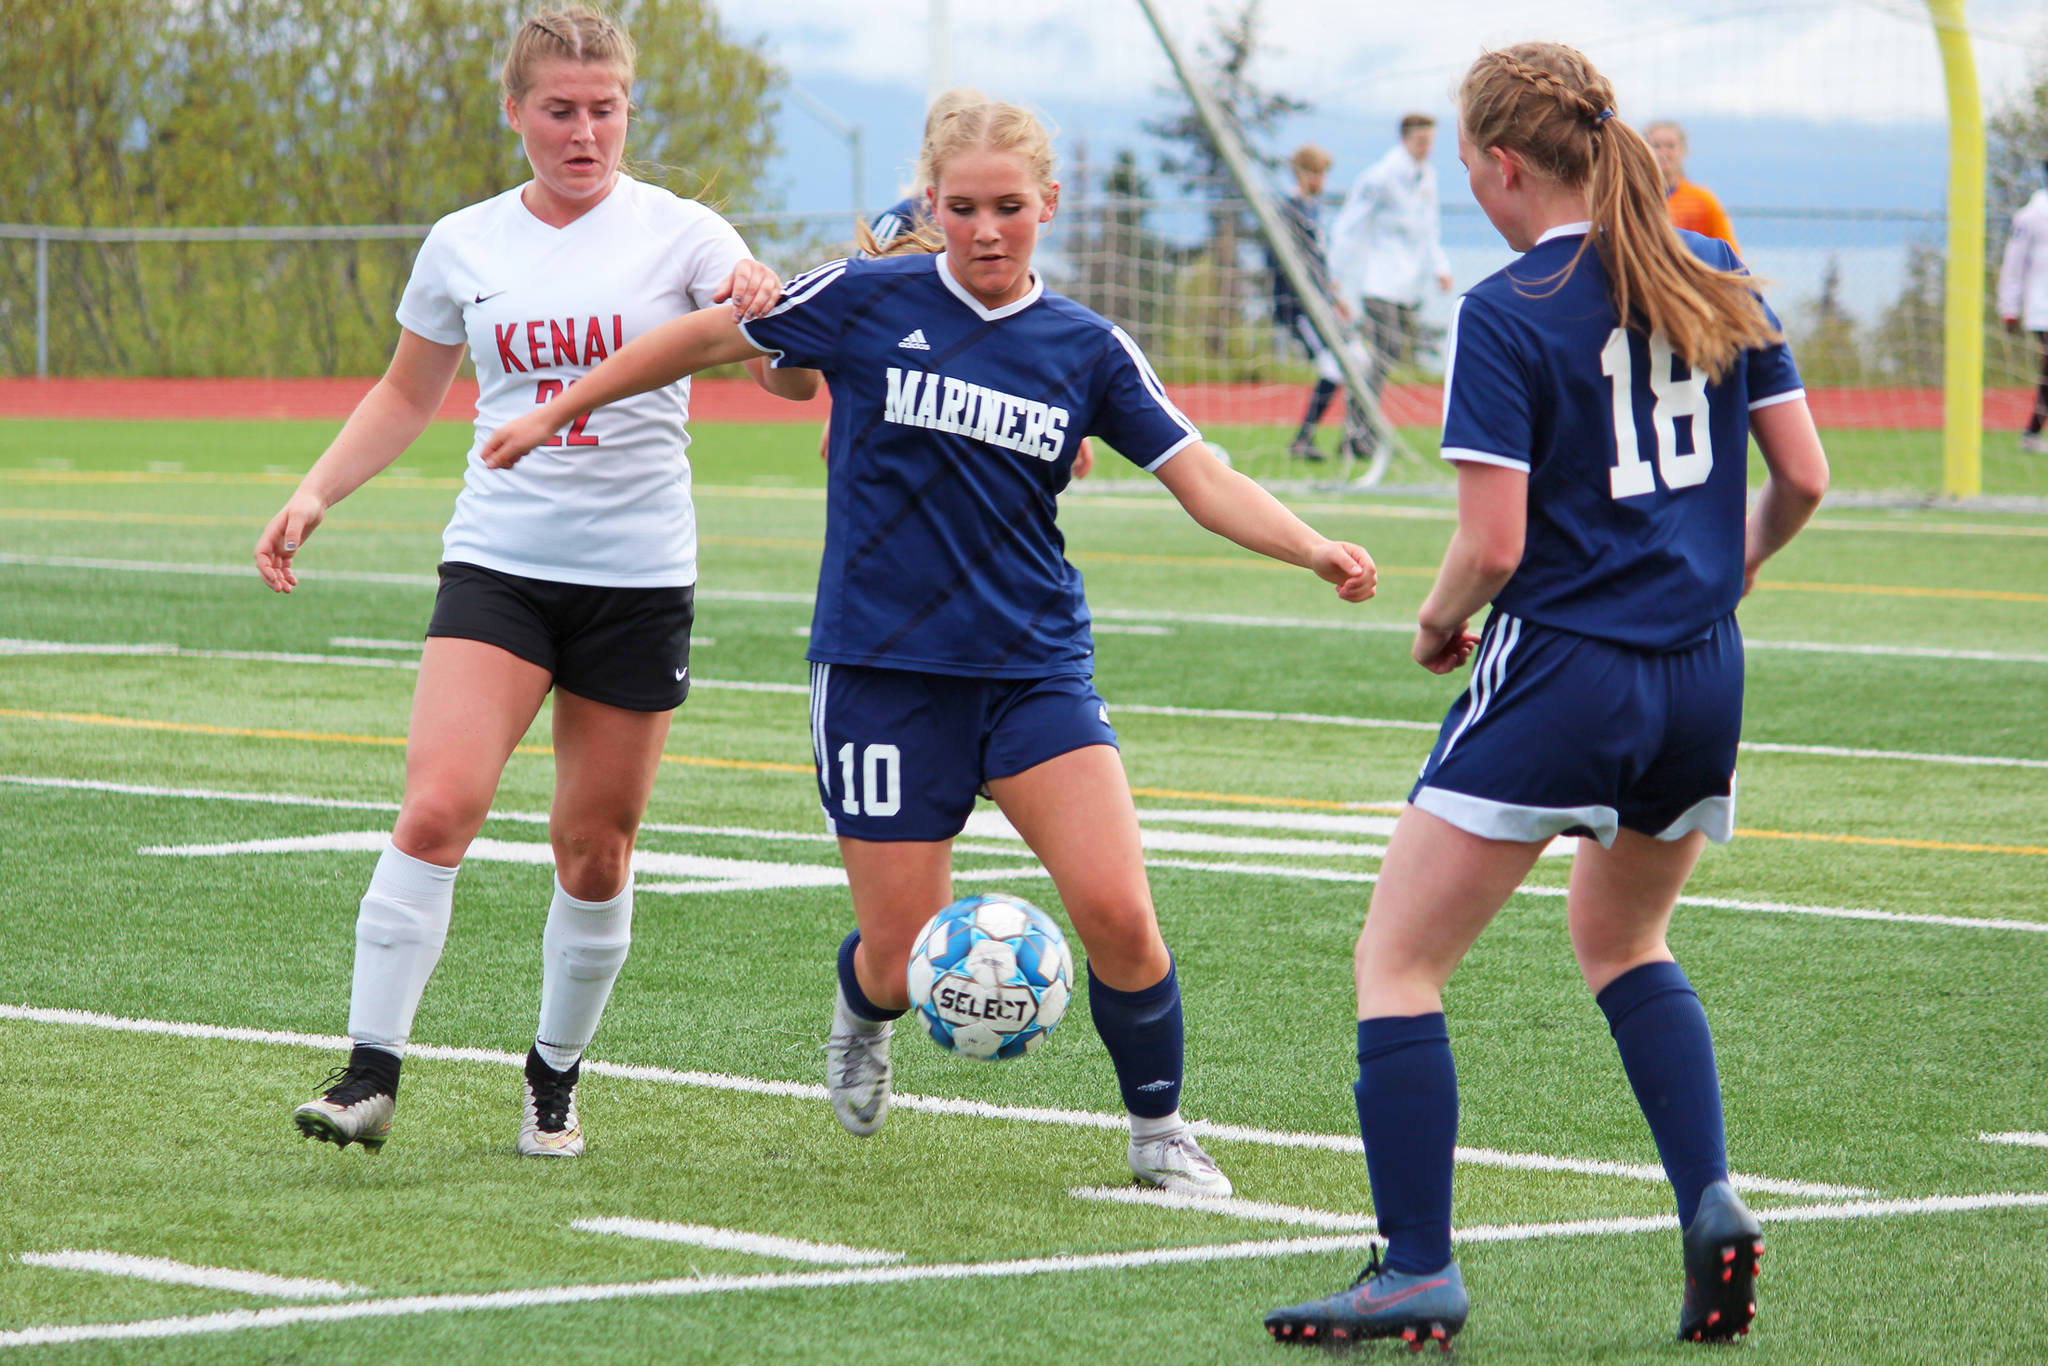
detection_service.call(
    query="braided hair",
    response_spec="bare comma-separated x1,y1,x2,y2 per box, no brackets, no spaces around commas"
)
1459,43,1775,380
501,7,636,105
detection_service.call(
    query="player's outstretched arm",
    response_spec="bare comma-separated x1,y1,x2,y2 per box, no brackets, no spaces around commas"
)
1743,397,1829,597
718,261,821,402
1412,461,1526,673
480,307,768,469
1152,442,1376,602
255,329,465,594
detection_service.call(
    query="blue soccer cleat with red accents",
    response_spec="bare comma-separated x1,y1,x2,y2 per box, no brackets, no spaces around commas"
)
1678,1180,1764,1342
1264,1246,1468,1350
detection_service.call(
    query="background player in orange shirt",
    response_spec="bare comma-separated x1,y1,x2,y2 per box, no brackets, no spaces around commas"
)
1646,121,1739,255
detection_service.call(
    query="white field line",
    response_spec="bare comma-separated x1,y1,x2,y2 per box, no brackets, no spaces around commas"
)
1981,1132,2048,1148
7,1193,2045,1351
7,773,2042,934
0,1003,1862,1199
7,635,2048,768
1070,1187,1377,1230
18,1251,357,1300
1136,855,2048,935
5,552,2048,667
570,1219,902,1265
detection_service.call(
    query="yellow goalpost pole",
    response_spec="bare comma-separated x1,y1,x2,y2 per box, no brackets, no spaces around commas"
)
1929,0,1985,498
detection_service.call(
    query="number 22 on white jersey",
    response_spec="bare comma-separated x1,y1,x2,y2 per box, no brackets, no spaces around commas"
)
1601,328,1714,499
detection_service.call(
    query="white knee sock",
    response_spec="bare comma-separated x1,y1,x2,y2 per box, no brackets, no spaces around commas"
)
534,877,633,1072
346,841,458,1055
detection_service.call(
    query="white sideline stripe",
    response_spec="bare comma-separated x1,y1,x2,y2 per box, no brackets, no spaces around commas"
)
570,1219,902,1265
0,1004,1862,1198
1139,855,2048,935
5,553,2048,665
1981,1132,2048,1148
9,774,2041,934
325,637,422,651
1070,1187,1377,1230
8,1193,2044,1351
7,638,2048,768
18,1251,357,1300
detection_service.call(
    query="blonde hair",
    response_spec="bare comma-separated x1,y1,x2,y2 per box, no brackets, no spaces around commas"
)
854,93,1057,258
1458,43,1774,379
1291,144,1332,175
501,6,636,105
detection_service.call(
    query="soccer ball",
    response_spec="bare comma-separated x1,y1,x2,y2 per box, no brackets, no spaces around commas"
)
905,894,1074,1060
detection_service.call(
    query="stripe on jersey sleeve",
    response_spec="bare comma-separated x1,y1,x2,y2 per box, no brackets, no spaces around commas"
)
1439,446,1531,471
736,259,849,365
1108,325,1200,470
1748,387,1807,411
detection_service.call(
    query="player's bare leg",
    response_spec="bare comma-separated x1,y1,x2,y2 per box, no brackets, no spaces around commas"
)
297,638,550,1152
1569,828,1758,1340
513,691,670,1157
990,745,1229,1195
826,837,953,1136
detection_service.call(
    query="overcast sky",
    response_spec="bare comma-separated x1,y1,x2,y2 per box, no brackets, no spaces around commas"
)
715,0,2047,126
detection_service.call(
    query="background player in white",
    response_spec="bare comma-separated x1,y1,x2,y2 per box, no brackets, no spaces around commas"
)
1264,43,1828,1349
253,6,814,1159
480,95,1378,1197
1996,160,2048,454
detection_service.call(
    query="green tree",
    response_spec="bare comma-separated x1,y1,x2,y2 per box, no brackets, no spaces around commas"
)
1789,254,1867,386
0,0,780,376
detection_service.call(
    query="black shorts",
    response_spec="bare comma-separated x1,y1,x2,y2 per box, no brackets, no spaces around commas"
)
425,561,694,712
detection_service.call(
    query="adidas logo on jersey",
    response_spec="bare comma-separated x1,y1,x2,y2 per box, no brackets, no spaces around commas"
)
897,329,931,351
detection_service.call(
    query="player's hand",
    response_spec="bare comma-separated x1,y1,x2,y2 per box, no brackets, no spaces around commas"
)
1437,271,1454,293
1072,437,1095,481
715,260,784,321
1412,620,1478,673
254,493,327,594
478,411,560,470
1313,540,1377,602
2005,315,2022,335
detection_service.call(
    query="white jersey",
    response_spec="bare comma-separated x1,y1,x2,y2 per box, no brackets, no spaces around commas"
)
1997,189,2048,332
1328,145,1452,309
397,176,751,587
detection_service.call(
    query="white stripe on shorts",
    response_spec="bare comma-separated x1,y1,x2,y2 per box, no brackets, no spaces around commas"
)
1436,613,1520,765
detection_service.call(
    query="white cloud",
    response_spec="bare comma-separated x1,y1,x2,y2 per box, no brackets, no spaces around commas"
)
716,0,2047,124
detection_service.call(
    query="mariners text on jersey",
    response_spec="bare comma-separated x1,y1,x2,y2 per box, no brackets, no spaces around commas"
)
882,366,1070,461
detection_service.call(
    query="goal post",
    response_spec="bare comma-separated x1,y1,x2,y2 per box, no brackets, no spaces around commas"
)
1131,0,1416,488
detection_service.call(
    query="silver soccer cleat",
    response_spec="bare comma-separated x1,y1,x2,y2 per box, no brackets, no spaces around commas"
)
1129,1123,1234,1197
825,985,894,1137
293,1066,396,1153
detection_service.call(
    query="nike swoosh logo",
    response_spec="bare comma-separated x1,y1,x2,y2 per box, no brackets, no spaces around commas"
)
474,290,506,304
1350,1276,1448,1312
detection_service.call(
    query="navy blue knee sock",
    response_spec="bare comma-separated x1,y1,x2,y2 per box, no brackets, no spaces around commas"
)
1088,960,1184,1119
1597,960,1728,1228
836,930,903,1023
1355,1014,1458,1275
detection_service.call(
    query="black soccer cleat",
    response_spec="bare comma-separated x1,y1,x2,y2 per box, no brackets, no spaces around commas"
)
1678,1180,1764,1342
1265,1245,1468,1350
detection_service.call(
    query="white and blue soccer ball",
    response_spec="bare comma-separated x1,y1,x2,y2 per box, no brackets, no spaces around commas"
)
905,894,1073,1060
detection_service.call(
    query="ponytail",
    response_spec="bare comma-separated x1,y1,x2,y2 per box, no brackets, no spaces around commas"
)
1459,43,1777,379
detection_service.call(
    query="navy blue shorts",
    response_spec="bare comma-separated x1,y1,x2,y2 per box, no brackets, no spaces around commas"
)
807,663,1119,842
426,561,693,713
1408,611,1743,847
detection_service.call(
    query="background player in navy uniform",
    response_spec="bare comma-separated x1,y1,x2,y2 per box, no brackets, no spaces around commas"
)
1264,43,1828,1349
1267,144,1360,464
481,95,1378,1196
253,7,813,1160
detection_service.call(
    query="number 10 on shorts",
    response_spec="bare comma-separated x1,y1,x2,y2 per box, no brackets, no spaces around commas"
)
837,743,902,818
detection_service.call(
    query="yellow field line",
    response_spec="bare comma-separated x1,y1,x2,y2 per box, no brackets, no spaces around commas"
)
6,706,2041,856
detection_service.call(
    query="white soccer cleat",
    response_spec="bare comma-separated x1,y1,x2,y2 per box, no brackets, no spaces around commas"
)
1129,1124,1234,1197
518,1048,585,1157
825,985,894,1138
293,1067,396,1153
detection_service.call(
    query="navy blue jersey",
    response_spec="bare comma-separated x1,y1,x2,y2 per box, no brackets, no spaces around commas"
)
1267,192,1337,321
1440,225,1802,649
738,253,1201,678
868,196,927,248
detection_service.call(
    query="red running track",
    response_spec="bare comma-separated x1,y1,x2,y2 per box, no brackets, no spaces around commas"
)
0,376,2035,430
